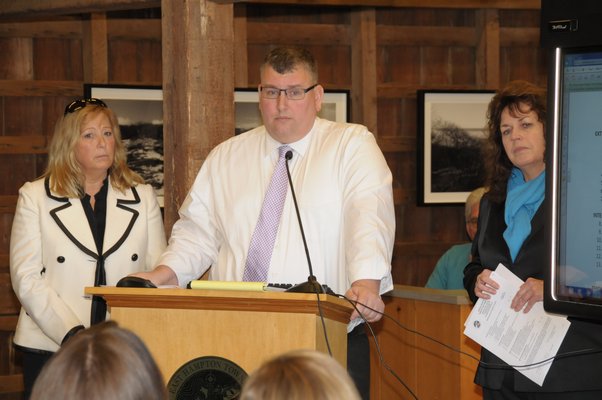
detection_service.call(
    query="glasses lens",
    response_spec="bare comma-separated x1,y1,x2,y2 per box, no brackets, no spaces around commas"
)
64,98,107,115
287,88,305,100
260,87,279,99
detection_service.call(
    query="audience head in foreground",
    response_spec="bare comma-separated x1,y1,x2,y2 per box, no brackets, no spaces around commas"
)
30,321,166,400
240,349,361,400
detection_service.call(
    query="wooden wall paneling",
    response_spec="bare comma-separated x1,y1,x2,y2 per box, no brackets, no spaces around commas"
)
109,39,140,82
134,40,162,83
108,18,161,41
0,263,19,316
33,37,83,80
420,46,451,85
83,13,109,83
500,46,547,87
161,0,235,232
350,8,377,133
4,97,42,137
0,155,37,195
234,4,249,88
0,38,33,80
450,46,475,85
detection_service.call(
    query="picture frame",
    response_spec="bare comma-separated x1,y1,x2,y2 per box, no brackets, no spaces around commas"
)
234,88,349,135
84,84,164,206
417,90,495,206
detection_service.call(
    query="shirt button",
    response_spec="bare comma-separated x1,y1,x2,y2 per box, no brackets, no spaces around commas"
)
57,256,65,263
131,254,138,261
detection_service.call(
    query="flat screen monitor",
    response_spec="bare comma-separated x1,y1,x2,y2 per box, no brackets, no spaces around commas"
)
545,45,602,320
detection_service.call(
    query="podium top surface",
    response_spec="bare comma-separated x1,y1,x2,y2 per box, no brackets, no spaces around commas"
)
85,286,353,323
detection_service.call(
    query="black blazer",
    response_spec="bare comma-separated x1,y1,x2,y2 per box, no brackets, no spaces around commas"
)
464,197,602,392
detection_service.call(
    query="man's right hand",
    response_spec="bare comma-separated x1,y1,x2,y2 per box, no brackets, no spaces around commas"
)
130,265,179,287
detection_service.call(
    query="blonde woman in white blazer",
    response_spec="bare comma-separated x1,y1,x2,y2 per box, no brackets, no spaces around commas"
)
10,98,166,399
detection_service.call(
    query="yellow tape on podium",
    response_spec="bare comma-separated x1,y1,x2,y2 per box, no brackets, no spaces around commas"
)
188,280,265,292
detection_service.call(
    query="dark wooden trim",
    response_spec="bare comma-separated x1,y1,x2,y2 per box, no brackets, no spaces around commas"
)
0,0,160,20
211,0,540,10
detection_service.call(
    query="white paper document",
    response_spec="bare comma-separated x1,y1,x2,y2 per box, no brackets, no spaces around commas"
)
463,264,571,386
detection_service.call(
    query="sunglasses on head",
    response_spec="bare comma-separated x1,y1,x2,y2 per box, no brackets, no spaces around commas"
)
64,98,107,116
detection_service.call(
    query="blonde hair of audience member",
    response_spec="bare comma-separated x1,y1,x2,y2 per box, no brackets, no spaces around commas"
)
240,349,361,400
30,321,166,400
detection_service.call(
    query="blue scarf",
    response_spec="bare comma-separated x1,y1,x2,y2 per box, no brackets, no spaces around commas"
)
503,168,545,261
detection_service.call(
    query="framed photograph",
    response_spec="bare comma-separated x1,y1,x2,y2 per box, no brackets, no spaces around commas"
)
417,90,495,206
234,88,349,135
84,84,164,206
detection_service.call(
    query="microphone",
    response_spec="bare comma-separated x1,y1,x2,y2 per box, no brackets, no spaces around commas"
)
283,150,333,295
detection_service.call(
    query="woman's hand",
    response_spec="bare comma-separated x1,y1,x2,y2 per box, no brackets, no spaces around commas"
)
475,269,500,299
511,278,543,313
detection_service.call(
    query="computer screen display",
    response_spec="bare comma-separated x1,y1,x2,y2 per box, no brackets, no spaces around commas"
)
546,45,602,319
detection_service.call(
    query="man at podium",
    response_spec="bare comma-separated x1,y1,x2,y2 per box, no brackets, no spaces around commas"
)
133,46,395,400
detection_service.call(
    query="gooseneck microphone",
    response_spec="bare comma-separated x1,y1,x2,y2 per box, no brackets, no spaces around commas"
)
283,150,333,295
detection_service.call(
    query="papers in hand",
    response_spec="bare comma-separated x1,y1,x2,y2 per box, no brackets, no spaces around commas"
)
463,264,571,386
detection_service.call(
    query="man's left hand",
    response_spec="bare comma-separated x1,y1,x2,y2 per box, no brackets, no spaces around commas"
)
345,279,384,323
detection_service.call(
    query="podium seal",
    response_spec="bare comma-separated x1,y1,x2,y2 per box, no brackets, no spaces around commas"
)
167,356,248,400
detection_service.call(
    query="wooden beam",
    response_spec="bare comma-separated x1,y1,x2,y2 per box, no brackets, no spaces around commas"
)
161,0,235,233
351,8,377,134
0,0,160,20
247,22,350,46
378,26,476,47
476,9,500,89
0,0,540,19
212,0,540,10
0,19,161,41
83,13,109,83
0,80,82,96
0,136,47,154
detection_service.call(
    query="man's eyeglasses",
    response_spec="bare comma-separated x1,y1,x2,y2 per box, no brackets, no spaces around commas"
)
259,84,318,100
64,98,107,116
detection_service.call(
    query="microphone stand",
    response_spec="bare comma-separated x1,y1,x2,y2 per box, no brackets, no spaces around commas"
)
282,151,333,295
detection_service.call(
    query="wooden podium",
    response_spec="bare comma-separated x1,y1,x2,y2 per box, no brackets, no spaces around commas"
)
85,287,353,382
370,285,483,400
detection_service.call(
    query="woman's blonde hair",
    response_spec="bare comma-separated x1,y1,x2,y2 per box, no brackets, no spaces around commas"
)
30,321,166,400
44,104,143,197
240,349,361,400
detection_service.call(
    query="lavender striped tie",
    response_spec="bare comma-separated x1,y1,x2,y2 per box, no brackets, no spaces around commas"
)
243,145,292,282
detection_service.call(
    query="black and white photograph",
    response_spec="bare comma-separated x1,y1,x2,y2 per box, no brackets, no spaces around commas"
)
417,90,494,205
84,84,164,206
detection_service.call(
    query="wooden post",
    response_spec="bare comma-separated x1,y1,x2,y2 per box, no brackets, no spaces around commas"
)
82,12,108,84
351,8,378,135
161,0,235,233
476,9,500,89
